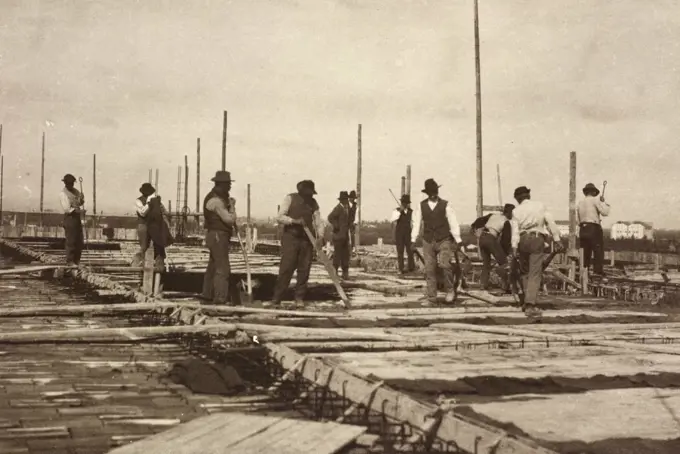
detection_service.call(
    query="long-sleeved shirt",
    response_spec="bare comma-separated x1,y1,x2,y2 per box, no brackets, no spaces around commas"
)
485,213,518,242
135,194,169,219
511,199,561,248
276,194,325,239
59,188,84,214
390,207,410,222
410,199,462,244
577,196,610,224
205,195,237,226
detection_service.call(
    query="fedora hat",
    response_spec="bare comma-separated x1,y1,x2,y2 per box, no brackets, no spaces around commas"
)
400,194,411,204
139,183,156,196
338,191,349,201
421,178,441,194
582,183,600,196
503,203,515,213
348,190,357,200
62,174,76,183
297,180,317,195
513,186,530,198
211,171,234,183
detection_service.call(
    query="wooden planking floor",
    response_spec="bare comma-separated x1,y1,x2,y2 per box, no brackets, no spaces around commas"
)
107,413,366,454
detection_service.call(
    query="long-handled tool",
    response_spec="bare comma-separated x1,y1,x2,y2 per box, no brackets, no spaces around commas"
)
78,177,89,255
303,225,350,308
602,180,607,198
235,228,253,304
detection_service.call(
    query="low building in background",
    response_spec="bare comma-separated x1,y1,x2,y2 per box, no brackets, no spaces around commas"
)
610,221,654,240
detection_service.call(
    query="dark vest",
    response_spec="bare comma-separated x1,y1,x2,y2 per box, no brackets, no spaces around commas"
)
203,190,232,234
283,193,318,240
395,208,413,234
421,199,450,242
137,196,148,224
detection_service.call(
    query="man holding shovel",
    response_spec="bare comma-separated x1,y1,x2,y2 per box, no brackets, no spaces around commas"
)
58,174,85,265
577,182,610,278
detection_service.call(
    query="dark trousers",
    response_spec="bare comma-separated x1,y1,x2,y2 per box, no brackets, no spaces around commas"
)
579,223,604,274
333,238,350,276
518,233,545,305
63,214,84,265
395,233,415,273
202,231,231,304
273,232,314,302
137,224,166,259
423,238,455,298
479,231,508,289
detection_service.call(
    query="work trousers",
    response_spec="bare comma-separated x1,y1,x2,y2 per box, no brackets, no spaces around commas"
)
202,231,232,304
422,238,455,298
333,238,350,276
63,214,84,265
395,233,415,273
349,226,356,251
272,232,314,302
137,224,166,259
479,231,508,289
579,223,604,274
518,233,545,305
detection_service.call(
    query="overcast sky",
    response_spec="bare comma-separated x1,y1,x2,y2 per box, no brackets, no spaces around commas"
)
1,0,678,227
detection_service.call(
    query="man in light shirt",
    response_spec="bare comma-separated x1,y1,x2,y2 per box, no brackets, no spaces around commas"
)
348,190,358,254
390,193,415,275
410,178,461,305
201,171,237,305
511,186,563,317
269,180,325,308
133,183,172,269
577,182,610,277
471,204,516,291
58,174,85,265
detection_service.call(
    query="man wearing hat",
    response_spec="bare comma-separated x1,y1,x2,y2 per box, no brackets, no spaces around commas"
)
511,186,563,317
577,182,610,277
58,174,85,265
201,171,237,305
348,190,358,253
270,180,325,308
328,191,352,280
410,178,462,304
134,183,172,269
471,203,517,291
390,193,416,275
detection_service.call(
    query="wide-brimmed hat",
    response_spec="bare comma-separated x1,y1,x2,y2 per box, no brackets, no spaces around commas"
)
297,180,317,195
503,203,515,213
400,194,411,204
582,183,600,196
139,183,156,196
348,190,357,200
421,178,441,194
62,174,76,183
211,171,234,183
338,191,349,201
513,186,531,198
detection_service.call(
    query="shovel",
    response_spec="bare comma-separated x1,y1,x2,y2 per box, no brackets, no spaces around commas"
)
235,229,253,304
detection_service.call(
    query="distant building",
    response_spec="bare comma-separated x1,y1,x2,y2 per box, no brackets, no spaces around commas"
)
610,221,654,240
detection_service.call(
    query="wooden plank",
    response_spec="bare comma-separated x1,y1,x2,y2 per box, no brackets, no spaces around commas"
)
266,343,557,454
0,265,74,276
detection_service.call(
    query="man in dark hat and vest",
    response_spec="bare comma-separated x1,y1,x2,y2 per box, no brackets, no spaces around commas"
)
390,193,416,275
410,178,462,305
577,182,610,277
134,183,172,270
471,203,516,291
58,173,85,265
348,190,358,253
511,186,563,317
201,171,237,305
328,191,352,280
269,180,325,308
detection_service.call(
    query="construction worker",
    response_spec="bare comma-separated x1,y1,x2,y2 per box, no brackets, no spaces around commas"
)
390,193,415,275
410,178,461,305
577,182,610,277
328,191,352,280
58,174,85,265
348,190,358,253
269,180,325,308
201,171,237,305
511,186,563,317
471,204,516,291
134,183,173,270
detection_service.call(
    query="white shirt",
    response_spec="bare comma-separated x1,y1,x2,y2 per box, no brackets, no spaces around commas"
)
577,196,610,224
135,194,170,219
59,188,84,214
390,207,411,223
511,199,561,248
410,198,462,244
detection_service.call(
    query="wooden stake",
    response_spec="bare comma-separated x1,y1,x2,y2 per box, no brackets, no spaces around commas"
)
246,183,251,251
196,138,201,213
222,110,227,171
148,169,152,184
474,0,483,218
92,154,97,215
569,151,577,252
400,176,406,197
40,132,45,223
355,124,362,248
0,155,3,225
142,242,155,295
405,165,411,196
155,169,159,190
496,163,502,205
184,155,189,214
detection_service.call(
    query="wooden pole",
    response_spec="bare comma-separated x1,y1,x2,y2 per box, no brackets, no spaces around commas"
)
154,169,159,189
40,132,45,220
569,151,577,252
496,163,502,205
183,155,189,213
355,124,362,248
474,0,483,218
406,165,411,196
400,176,406,197
148,169,152,184
246,183,252,251
0,155,4,226
222,110,227,171
92,154,97,215
196,138,201,213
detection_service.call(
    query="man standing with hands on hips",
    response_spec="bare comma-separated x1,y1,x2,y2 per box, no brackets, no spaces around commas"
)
410,178,462,305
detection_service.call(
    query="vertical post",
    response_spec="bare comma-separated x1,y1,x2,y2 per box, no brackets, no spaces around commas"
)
154,169,159,189
222,111,227,171
405,165,411,196
400,177,406,197
246,183,252,252
355,124,362,248
142,241,155,295
610,250,615,267
148,169,152,184
474,0,483,218
40,132,45,222
184,155,189,212
0,155,4,229
496,163,502,205
196,138,201,213
92,154,97,216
